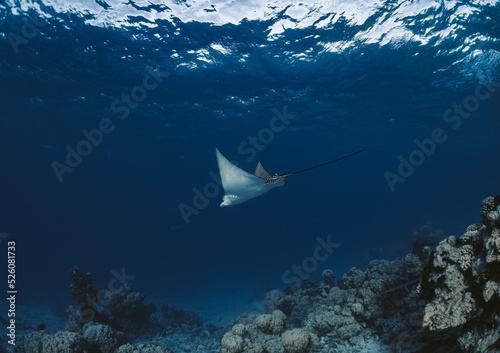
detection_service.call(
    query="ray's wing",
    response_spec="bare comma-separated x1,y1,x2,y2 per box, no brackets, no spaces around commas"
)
215,148,264,195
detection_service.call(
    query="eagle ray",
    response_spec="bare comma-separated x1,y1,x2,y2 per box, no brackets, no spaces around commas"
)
215,147,365,207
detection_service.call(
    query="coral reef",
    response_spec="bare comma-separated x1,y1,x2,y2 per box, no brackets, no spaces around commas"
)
221,254,427,353
221,326,245,353
281,329,318,353
21,268,217,353
420,196,500,352
321,269,335,288
21,267,217,353
411,224,446,260
19,196,500,353
102,285,157,332
22,324,177,353
221,310,318,353
68,267,108,328
116,343,173,353
65,305,88,332
264,289,285,314
69,267,98,307
82,322,127,353
255,310,286,335
220,197,500,353
67,267,156,333
23,330,85,353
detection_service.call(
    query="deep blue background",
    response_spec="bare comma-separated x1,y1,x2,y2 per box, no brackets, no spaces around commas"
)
0,1,499,310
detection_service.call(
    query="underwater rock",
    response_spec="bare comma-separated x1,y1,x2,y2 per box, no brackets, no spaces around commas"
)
403,253,424,277
457,314,500,353
116,343,174,353
255,310,287,335
67,267,156,333
68,267,109,327
221,310,316,353
483,280,500,302
300,280,323,297
229,249,428,351
264,289,285,314
281,328,318,353
411,224,446,260
23,330,85,353
221,329,245,353
67,267,111,330
23,324,128,353
82,322,127,353
480,196,498,219
422,263,476,330
231,323,247,337
321,269,335,288
65,305,88,332
69,267,98,306
420,196,500,352
100,284,157,332
23,331,48,353
20,196,500,353
223,209,500,352
342,257,422,323
306,304,362,341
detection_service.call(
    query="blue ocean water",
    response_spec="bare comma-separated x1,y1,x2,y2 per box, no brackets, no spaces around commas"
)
0,0,499,329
